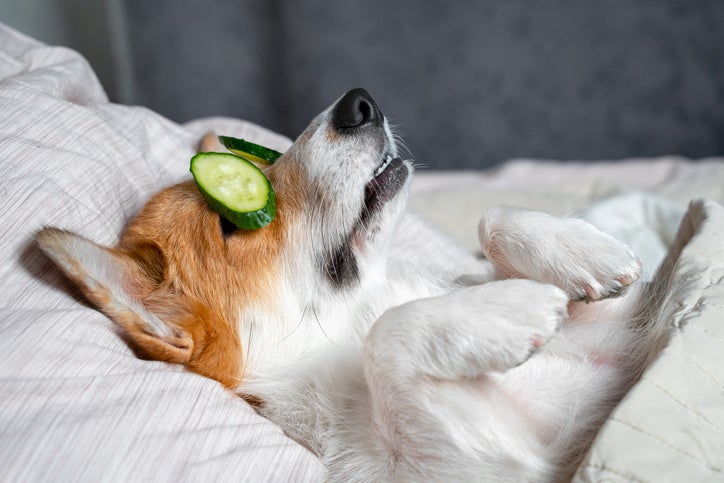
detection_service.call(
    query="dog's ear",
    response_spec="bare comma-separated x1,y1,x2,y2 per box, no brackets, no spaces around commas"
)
36,228,195,364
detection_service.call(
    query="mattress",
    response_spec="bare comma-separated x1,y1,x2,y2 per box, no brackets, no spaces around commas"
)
1,22,723,482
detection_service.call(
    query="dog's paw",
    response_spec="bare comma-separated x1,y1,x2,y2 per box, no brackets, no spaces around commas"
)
367,280,568,379
553,220,642,302
496,280,568,368
464,280,568,371
479,207,642,302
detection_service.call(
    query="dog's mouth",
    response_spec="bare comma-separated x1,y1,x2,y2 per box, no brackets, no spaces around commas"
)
321,88,412,288
323,147,409,288
363,151,408,219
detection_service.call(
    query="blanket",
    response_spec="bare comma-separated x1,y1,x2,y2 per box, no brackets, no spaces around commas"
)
1,23,722,482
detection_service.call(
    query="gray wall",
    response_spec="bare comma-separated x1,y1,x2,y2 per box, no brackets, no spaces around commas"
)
0,0,122,101
3,1,724,168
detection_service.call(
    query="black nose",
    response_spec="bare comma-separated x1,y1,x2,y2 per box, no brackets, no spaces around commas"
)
331,88,383,132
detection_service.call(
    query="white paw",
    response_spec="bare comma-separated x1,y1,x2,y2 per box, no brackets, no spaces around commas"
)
480,207,642,302
571,233,641,302
543,218,642,302
366,280,568,380
465,280,568,371
500,280,568,368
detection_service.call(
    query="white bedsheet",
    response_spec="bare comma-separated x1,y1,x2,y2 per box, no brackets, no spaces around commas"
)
1,22,723,482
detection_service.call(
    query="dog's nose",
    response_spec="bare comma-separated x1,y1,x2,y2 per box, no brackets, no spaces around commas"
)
331,88,383,132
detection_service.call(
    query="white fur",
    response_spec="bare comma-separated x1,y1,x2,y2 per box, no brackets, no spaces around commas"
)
39,93,679,482
233,98,673,481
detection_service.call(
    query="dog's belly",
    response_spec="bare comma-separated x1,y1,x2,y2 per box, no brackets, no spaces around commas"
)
493,346,626,449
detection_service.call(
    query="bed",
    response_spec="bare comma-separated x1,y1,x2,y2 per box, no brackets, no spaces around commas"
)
1,23,723,482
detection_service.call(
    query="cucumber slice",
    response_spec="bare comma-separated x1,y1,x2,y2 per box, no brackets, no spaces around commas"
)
218,135,282,165
190,152,276,230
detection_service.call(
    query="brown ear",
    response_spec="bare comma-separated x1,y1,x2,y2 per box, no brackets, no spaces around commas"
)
37,228,243,387
36,228,195,364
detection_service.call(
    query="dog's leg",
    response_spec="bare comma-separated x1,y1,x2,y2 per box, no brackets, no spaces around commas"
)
366,279,566,379
478,206,642,301
360,280,566,478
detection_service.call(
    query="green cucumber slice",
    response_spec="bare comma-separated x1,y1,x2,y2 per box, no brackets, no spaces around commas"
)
190,152,276,230
218,135,282,165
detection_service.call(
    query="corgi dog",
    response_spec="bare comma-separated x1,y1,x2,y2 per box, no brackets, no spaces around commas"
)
38,88,667,481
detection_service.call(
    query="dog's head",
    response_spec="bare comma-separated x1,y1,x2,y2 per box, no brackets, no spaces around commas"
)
37,89,411,390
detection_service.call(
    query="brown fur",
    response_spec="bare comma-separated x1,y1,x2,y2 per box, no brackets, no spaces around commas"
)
118,160,305,387
39,159,307,389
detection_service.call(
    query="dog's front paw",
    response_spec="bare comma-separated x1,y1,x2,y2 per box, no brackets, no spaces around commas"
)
479,207,642,302
451,280,568,372
367,280,568,379
555,221,642,302
487,280,568,369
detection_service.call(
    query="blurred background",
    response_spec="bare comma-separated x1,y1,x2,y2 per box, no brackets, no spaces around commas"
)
2,0,723,169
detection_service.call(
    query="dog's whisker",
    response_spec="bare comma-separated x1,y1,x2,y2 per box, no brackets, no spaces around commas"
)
410,160,427,170
277,305,308,346
311,304,342,351
245,320,254,374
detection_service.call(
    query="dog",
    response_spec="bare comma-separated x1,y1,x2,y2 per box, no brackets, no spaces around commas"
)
37,88,667,481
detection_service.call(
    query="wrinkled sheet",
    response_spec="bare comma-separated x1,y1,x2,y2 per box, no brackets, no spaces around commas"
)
1,22,723,482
